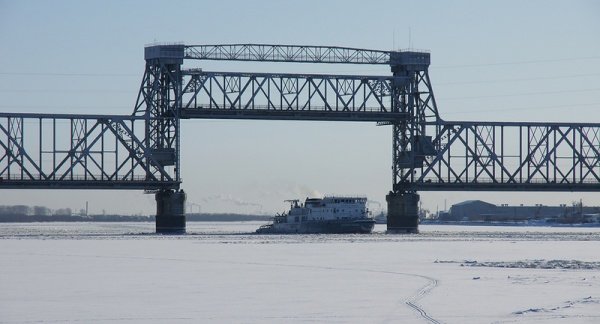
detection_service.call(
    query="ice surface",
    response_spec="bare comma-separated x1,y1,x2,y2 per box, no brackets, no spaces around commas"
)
1,223,599,323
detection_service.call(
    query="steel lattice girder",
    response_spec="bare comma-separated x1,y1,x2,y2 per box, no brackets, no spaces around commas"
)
184,44,392,64
179,70,410,121
6,43,598,194
0,113,179,190
396,121,600,191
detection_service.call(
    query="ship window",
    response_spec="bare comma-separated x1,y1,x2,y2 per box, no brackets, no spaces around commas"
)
294,216,299,222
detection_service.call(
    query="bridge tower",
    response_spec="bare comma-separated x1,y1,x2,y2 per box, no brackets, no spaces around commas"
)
387,51,438,233
136,44,186,233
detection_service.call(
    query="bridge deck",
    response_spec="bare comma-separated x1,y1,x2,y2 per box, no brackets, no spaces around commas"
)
412,181,600,192
0,178,180,190
180,108,407,122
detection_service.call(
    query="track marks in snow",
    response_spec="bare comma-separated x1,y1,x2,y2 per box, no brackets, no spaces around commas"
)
240,262,443,324
404,274,441,324
15,251,443,323
240,262,443,323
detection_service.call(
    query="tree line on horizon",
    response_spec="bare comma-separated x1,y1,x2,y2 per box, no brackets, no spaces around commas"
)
0,204,271,222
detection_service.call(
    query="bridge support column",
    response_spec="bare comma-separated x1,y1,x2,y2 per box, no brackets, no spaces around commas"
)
386,192,419,233
155,189,186,234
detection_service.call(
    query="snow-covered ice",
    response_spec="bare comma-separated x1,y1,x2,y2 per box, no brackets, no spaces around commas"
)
1,223,599,323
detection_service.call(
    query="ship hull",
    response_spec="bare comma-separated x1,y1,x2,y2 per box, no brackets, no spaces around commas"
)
257,219,375,234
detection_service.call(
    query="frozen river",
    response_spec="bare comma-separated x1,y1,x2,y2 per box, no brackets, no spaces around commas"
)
1,222,599,323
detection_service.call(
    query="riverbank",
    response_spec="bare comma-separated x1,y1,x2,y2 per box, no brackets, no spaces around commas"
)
0,213,272,223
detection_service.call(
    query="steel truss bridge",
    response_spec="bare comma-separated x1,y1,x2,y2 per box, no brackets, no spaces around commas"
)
2,43,600,230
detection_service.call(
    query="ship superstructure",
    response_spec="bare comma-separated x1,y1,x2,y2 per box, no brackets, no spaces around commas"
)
257,196,375,234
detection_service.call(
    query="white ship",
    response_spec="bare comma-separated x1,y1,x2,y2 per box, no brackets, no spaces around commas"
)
256,196,375,234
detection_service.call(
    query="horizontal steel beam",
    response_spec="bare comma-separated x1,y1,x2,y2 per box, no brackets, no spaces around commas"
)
180,108,407,122
0,179,179,190
0,112,145,121
412,181,600,192
433,120,600,128
183,69,399,81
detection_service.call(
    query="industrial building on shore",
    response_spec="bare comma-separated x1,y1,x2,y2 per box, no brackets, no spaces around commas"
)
438,200,600,224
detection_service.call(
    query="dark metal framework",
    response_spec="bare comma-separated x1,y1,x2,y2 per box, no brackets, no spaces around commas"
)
184,44,391,64
0,113,178,189
412,121,600,191
179,70,407,121
133,45,184,185
1,43,599,194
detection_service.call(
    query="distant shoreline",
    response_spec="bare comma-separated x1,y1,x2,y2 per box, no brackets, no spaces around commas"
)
0,213,272,223
421,220,600,228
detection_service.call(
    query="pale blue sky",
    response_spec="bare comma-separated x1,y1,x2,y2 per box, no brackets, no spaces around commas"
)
1,0,599,214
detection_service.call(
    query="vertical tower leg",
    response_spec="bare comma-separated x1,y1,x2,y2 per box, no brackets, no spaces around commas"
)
387,51,435,235
155,189,186,234
386,191,419,233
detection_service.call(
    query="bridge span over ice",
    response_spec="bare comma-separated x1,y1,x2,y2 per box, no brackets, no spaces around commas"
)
2,43,600,233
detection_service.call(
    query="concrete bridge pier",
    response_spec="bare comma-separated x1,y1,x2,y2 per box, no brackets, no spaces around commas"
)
386,191,419,234
155,189,186,234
